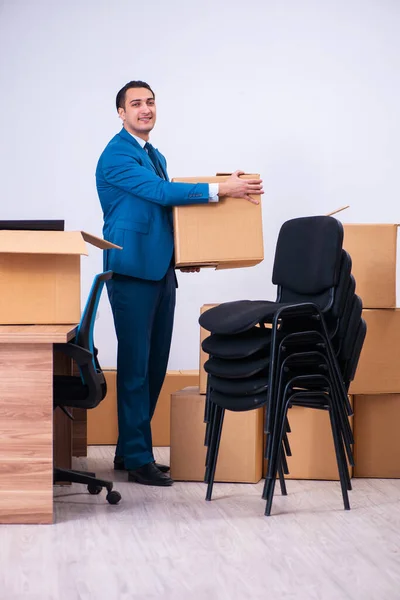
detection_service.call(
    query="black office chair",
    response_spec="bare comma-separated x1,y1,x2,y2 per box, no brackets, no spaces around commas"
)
53,271,121,505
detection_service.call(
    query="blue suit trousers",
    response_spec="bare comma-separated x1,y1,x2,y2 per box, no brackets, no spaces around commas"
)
106,267,176,470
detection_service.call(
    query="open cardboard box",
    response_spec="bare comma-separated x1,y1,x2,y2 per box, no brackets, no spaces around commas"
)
172,173,264,269
0,230,120,324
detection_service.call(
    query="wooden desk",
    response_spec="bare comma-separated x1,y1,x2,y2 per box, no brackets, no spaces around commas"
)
0,324,77,524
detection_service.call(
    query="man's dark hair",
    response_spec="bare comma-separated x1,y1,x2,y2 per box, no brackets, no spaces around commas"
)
116,81,155,111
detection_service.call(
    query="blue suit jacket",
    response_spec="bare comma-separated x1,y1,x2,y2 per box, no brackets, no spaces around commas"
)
96,127,210,280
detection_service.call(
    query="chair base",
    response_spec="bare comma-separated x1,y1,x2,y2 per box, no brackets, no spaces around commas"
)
54,467,122,505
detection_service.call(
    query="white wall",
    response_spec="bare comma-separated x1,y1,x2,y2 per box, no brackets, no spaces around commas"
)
0,0,399,369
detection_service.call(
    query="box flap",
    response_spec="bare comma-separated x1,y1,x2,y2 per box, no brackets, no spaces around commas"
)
81,231,122,250
0,231,89,255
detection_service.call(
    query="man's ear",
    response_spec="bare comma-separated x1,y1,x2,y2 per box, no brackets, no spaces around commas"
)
118,107,125,121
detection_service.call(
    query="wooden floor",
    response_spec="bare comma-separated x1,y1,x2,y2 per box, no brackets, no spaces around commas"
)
1,446,400,600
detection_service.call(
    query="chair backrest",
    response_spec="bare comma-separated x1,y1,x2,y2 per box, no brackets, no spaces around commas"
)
53,271,113,411
343,318,367,387
330,251,352,320
284,250,353,339
75,271,113,369
273,216,344,311
338,294,363,364
332,274,356,352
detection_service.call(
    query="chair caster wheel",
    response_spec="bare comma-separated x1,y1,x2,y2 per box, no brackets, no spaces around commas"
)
87,483,102,495
106,490,121,505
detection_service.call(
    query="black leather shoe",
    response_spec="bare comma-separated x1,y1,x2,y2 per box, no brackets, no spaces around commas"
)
128,462,174,486
114,456,170,473
153,462,170,473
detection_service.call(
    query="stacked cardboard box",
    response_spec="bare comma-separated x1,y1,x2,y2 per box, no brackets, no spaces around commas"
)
345,224,400,478
170,387,263,483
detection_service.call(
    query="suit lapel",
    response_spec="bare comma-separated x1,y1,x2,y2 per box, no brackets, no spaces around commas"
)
118,128,158,176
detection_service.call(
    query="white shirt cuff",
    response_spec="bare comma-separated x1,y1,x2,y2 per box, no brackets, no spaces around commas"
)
208,183,219,202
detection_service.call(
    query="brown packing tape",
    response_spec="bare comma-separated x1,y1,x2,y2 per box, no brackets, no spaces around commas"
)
215,172,256,177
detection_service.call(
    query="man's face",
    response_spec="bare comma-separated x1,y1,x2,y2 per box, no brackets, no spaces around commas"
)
118,87,156,140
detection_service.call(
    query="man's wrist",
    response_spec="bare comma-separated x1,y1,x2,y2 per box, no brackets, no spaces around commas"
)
218,182,228,197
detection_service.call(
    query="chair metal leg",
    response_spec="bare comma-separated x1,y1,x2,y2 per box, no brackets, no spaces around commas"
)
206,406,225,501
281,443,290,475
328,408,350,510
278,460,287,496
283,431,292,457
264,403,290,514
204,402,219,483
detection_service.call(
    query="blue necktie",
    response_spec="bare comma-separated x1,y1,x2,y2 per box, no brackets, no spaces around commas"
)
145,142,166,180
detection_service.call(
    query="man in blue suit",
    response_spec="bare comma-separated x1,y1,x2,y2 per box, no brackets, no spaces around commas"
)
96,80,263,486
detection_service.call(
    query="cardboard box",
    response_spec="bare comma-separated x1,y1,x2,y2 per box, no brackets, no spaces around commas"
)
87,370,118,445
343,224,397,308
87,370,199,446
349,309,400,394
151,370,199,446
170,386,263,483
354,394,400,478
0,230,119,324
263,401,353,480
199,304,219,394
172,174,264,269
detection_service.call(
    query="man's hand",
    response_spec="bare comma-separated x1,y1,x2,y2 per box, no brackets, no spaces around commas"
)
218,170,264,204
179,267,200,273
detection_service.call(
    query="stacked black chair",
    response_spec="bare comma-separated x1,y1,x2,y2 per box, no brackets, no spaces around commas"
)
53,271,121,505
199,216,366,515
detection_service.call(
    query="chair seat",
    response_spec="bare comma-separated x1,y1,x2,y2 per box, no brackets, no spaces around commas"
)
202,327,273,359
204,353,269,379
199,300,300,335
211,389,268,411
209,374,269,396
53,375,89,407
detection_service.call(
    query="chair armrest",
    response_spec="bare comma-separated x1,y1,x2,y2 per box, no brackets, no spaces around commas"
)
53,343,93,366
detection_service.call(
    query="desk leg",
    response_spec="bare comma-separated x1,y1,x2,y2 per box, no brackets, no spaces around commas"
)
53,410,72,470
72,408,87,457
0,343,53,524
53,349,72,472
